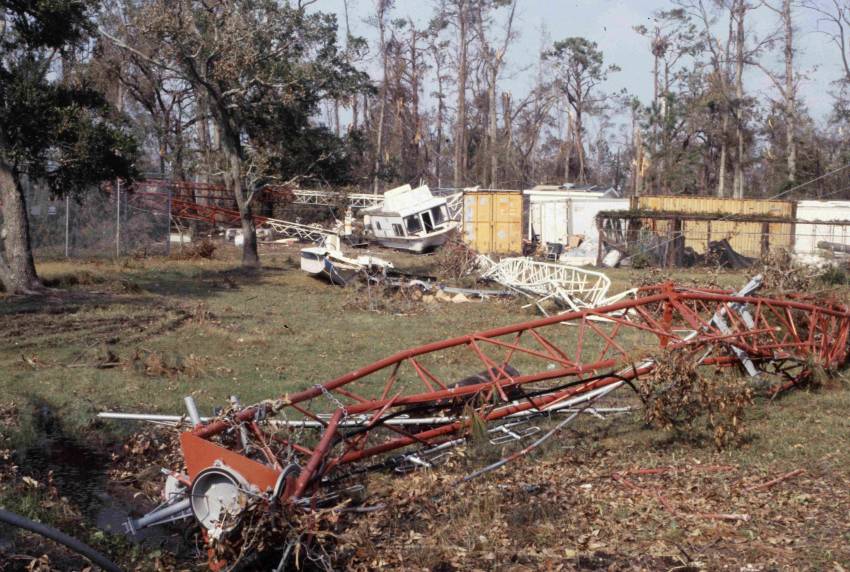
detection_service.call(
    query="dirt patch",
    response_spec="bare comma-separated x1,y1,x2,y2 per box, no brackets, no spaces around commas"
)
0,293,190,364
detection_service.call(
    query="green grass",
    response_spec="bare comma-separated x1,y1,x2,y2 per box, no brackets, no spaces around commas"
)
3,247,850,569
1,247,536,428
0,250,823,431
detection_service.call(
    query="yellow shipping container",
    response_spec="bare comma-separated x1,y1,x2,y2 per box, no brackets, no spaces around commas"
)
633,195,795,257
463,191,523,254
633,195,794,217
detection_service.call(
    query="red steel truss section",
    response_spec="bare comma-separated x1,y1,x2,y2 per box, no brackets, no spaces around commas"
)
125,190,336,241
181,281,850,502
127,179,295,206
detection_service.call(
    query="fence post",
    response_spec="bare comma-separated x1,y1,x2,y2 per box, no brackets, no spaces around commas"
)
166,183,172,256
115,179,121,258
64,195,70,258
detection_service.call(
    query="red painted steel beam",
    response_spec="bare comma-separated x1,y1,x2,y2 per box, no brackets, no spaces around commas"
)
175,283,850,511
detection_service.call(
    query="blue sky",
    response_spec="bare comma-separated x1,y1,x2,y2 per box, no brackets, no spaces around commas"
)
315,0,843,124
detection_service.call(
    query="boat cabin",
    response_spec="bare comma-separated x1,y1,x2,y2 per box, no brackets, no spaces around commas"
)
364,185,456,252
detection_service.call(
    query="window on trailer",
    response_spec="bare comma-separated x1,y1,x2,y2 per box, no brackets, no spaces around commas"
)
392,223,404,236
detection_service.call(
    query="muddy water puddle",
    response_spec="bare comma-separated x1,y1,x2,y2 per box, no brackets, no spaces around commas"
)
9,406,193,559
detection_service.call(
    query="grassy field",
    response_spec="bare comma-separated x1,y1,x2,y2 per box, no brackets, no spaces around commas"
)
1,245,848,570
0,245,752,422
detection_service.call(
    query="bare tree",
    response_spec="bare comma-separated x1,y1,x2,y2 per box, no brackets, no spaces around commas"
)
438,0,473,188
760,0,798,184
545,37,619,183
474,0,517,187
427,28,450,186
805,0,850,82
371,0,393,194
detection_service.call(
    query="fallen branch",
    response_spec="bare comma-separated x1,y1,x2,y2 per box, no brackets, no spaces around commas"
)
617,464,737,477
612,471,749,522
695,512,751,522
746,469,805,492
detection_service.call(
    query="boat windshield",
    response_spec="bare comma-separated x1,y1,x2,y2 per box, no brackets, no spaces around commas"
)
430,206,446,226
421,211,435,233
405,215,423,234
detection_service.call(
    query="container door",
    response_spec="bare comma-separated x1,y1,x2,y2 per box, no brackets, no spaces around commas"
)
463,194,476,246
492,193,522,253
540,200,569,245
530,202,542,241
465,193,493,252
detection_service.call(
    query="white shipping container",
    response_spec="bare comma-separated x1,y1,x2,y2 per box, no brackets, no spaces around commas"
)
795,200,850,255
524,189,627,263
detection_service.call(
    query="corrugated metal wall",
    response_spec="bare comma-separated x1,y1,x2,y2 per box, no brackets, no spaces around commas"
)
633,195,794,217
633,196,795,257
463,191,523,253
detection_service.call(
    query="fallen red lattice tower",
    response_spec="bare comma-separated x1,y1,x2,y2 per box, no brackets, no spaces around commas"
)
106,277,850,566
125,186,336,242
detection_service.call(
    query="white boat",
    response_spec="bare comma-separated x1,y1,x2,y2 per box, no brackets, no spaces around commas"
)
363,184,459,253
300,236,393,286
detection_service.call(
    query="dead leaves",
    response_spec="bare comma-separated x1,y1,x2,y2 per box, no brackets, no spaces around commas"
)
333,442,847,572
131,348,206,378
639,351,753,449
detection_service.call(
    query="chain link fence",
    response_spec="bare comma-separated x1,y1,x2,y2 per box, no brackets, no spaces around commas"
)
26,183,171,260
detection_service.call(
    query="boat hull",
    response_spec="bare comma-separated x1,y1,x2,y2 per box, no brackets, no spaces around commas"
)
374,225,456,253
301,247,382,286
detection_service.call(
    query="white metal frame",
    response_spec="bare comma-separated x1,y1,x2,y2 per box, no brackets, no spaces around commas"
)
480,256,636,313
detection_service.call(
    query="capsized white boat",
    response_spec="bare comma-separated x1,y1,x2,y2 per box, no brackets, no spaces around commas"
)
300,236,393,285
362,184,458,253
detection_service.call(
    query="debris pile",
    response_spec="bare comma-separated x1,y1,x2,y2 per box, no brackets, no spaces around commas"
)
300,235,394,286
639,351,753,449
479,255,635,313
97,273,850,569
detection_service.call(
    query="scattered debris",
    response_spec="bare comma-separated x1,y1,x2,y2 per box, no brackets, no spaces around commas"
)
638,350,753,449
300,235,393,286
434,235,481,279
131,348,206,378
99,275,850,569
759,248,817,292
169,237,217,260
479,256,634,313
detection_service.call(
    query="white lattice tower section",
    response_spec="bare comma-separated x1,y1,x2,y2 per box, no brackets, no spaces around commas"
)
481,257,625,310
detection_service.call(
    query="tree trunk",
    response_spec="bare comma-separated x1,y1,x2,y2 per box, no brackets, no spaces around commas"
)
0,157,41,294
633,108,643,197
453,0,468,189
373,12,389,194
224,145,259,268
488,66,498,187
502,91,513,183
410,28,422,181
575,108,586,183
717,123,728,198
783,0,796,183
215,109,259,267
435,62,445,188
732,0,745,199
564,109,573,182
